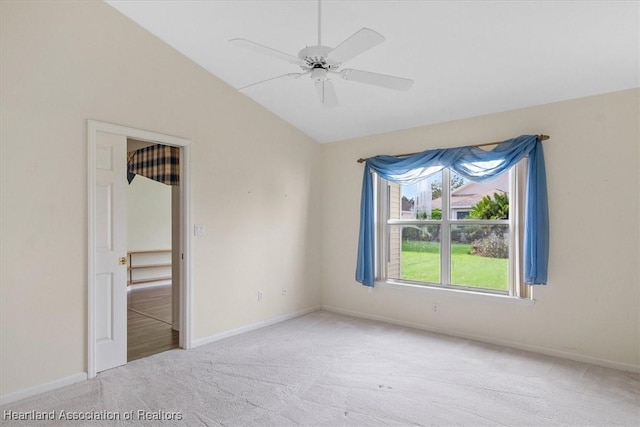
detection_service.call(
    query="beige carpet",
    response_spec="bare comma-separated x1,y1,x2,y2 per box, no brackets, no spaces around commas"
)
2,311,639,426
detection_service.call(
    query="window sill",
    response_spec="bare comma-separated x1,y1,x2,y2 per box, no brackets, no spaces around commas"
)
376,280,535,305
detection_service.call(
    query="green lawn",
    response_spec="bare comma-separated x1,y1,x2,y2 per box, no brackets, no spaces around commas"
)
400,240,508,291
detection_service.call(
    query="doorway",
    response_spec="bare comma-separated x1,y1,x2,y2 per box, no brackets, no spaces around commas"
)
87,120,192,378
126,139,179,361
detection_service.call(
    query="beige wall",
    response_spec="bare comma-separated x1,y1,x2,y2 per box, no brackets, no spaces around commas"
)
0,1,321,396
127,175,172,252
127,175,172,286
321,89,640,369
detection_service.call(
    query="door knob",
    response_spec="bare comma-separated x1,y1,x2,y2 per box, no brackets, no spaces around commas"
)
119,257,127,266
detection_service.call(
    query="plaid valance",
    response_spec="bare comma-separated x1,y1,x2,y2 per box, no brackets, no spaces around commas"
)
127,144,179,186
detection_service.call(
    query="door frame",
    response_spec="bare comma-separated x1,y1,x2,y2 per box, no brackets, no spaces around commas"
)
87,120,192,379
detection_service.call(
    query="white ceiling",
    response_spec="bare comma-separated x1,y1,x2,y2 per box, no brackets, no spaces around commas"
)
106,1,639,143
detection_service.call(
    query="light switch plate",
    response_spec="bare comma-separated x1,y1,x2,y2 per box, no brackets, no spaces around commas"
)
194,224,206,237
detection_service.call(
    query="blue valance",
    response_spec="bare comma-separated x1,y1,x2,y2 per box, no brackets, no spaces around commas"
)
356,134,549,287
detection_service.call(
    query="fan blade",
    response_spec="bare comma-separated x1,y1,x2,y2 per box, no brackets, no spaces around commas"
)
229,38,303,65
315,79,338,107
238,72,307,91
339,69,413,91
327,28,385,63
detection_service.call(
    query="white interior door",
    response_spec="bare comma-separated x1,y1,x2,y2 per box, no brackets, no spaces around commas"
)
94,131,127,372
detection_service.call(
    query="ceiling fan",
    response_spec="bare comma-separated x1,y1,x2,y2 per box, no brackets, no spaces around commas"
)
229,0,413,107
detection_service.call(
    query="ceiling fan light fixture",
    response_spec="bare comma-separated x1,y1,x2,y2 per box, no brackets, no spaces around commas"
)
311,68,328,82
229,0,413,105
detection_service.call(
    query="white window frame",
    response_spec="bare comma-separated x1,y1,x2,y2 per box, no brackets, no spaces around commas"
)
376,161,530,298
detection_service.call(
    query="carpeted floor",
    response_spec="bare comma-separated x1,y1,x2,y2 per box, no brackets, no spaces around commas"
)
2,310,639,426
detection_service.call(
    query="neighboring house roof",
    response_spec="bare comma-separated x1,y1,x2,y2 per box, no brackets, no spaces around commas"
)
431,173,509,210
402,196,415,212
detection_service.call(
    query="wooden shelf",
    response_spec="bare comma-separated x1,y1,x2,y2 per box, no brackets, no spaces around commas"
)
128,263,172,271
128,250,172,287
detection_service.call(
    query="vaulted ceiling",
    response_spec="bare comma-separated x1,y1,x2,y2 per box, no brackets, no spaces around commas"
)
106,1,639,143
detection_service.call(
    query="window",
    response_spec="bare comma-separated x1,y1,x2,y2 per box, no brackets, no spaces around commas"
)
356,135,548,290
377,163,528,297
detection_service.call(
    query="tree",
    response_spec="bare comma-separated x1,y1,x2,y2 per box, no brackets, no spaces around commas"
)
451,174,466,191
468,193,509,258
430,174,466,200
401,196,414,212
431,182,442,200
470,192,509,220
416,208,441,220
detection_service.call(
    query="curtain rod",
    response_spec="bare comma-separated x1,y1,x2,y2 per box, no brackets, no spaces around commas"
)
356,134,550,164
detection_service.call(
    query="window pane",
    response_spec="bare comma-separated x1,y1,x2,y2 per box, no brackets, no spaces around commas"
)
389,171,443,220
450,170,509,220
388,225,440,283
450,224,509,291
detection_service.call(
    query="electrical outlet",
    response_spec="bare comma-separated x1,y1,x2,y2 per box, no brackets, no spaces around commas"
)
282,288,288,296
258,291,263,302
433,303,439,313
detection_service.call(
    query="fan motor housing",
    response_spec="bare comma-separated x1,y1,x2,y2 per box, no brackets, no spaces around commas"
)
298,45,339,71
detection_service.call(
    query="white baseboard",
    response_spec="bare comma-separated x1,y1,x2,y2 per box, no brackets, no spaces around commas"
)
192,306,322,348
0,372,87,407
322,305,640,374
